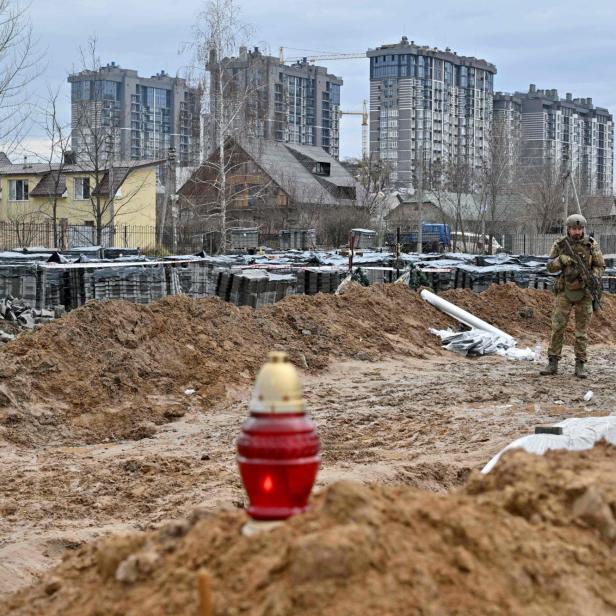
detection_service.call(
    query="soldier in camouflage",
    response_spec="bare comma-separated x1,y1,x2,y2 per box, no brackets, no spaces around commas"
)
540,214,605,379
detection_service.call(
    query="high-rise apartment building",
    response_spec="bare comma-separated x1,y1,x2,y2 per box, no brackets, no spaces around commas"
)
494,85,614,196
367,37,496,186
206,47,342,159
68,63,201,166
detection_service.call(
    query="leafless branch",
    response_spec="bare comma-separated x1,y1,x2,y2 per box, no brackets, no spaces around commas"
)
0,0,44,152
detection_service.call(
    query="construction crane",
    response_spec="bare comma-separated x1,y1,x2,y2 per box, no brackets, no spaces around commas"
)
278,47,369,159
279,47,366,64
339,100,369,160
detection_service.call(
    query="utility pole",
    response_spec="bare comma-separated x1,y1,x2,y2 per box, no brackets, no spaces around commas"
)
562,172,569,236
157,145,177,254
570,171,582,214
171,193,179,254
105,132,115,248
169,147,178,254
416,147,424,254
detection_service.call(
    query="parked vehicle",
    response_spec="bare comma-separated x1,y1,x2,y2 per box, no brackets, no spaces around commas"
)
386,223,451,253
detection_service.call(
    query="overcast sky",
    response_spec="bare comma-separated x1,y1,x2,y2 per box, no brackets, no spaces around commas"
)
20,0,616,160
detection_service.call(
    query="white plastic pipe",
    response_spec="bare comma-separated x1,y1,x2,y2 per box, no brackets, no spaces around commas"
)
420,289,514,344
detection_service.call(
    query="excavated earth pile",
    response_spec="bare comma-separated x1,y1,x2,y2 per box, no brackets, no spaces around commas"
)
1,283,615,447
3,444,616,616
0,284,452,447
2,283,616,607
443,282,616,343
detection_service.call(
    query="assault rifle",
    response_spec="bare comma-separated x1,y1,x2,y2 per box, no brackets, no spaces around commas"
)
561,238,603,311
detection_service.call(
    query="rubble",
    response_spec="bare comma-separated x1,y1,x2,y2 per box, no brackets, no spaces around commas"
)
0,296,55,340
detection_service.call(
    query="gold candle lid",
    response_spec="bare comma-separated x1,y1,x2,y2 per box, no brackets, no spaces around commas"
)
249,351,305,414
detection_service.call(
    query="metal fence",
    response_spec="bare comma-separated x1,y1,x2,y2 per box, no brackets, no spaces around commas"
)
0,222,157,252
500,233,561,256
598,234,616,255
3,222,616,258
501,233,616,256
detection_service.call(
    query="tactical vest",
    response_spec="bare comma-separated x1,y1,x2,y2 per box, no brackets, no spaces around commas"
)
556,237,594,302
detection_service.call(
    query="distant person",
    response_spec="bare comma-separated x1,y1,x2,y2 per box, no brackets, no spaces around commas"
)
540,215,604,379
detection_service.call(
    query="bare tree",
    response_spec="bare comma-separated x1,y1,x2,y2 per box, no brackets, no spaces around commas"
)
319,206,371,249
27,88,71,247
70,38,115,244
519,160,566,233
4,202,42,248
69,38,153,246
353,155,391,246
193,0,258,253
445,155,474,251
423,156,454,230
355,155,391,212
0,0,41,153
478,117,517,251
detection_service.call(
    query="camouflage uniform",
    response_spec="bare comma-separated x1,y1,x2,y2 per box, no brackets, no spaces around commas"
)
546,236,604,362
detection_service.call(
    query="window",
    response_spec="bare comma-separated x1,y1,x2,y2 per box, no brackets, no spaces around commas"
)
247,184,259,208
74,177,90,200
9,179,28,201
330,83,340,106
313,162,331,176
72,80,91,101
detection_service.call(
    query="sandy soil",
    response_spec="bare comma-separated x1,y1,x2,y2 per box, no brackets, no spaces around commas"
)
2,344,614,599
6,444,616,616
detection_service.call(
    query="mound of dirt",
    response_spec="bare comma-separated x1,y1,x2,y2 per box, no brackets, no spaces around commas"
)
0,285,452,447
4,443,616,616
2,282,613,447
443,283,616,343
0,321,20,337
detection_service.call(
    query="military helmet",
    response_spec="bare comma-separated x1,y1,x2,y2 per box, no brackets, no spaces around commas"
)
566,214,587,228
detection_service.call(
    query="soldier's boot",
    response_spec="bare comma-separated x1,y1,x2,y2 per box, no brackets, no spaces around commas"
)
575,359,587,379
539,357,559,376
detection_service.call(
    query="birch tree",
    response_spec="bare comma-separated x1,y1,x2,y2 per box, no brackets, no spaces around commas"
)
0,0,40,152
193,0,257,253
178,139,275,253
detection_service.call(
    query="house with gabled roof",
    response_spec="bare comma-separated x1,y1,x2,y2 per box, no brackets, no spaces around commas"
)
178,137,358,238
0,154,162,228
387,190,538,234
